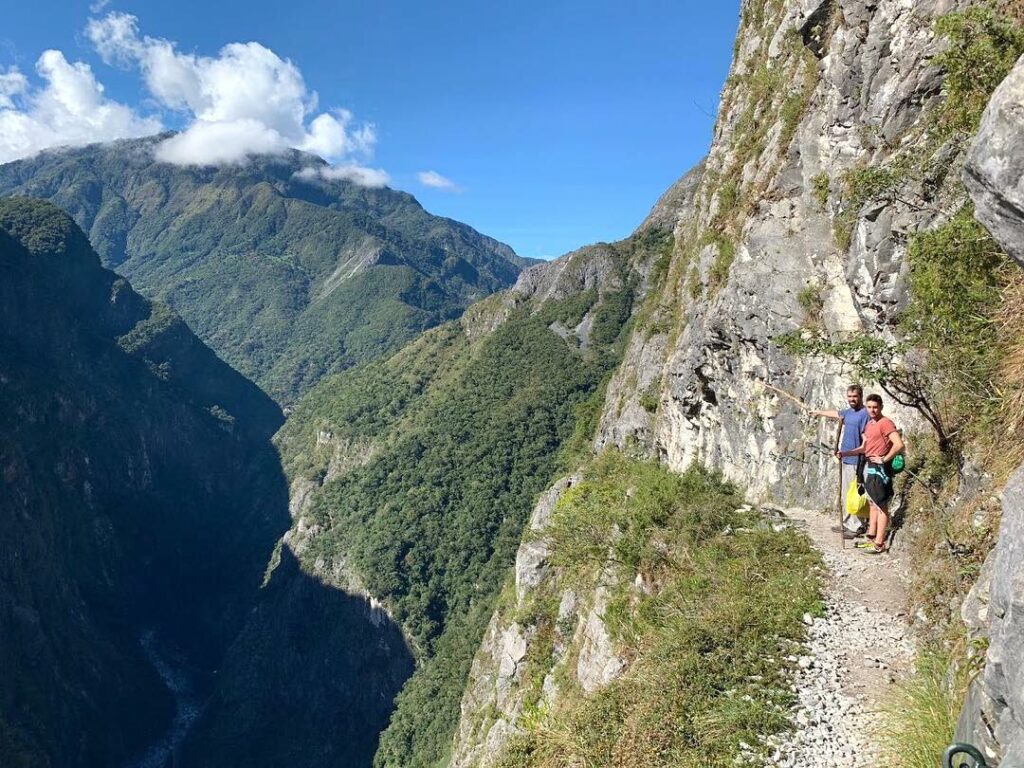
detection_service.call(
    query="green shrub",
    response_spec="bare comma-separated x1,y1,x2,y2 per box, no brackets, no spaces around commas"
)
934,6,1024,139
833,165,904,251
718,181,740,219
708,236,736,291
811,172,830,209
882,650,971,768
901,206,1006,424
499,452,822,768
639,384,660,414
797,282,825,323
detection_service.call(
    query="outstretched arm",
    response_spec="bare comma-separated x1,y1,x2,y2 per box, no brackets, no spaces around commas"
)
837,437,866,459
811,409,841,419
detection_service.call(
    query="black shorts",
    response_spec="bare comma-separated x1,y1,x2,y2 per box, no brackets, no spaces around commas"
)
864,462,893,507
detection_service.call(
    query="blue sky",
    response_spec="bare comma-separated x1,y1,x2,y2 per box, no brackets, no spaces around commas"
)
1,1,740,259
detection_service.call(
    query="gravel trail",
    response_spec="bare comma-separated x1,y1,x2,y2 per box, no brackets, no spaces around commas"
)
764,507,915,768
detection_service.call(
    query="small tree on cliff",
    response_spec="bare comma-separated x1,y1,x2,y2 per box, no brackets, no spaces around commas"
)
777,209,1010,458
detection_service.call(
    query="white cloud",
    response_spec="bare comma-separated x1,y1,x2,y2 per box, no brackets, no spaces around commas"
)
89,0,111,13
155,119,282,165
295,164,390,189
85,12,382,171
0,68,28,109
0,53,161,164
417,170,459,191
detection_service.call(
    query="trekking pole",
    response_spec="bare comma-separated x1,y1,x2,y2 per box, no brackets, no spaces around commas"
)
835,421,844,550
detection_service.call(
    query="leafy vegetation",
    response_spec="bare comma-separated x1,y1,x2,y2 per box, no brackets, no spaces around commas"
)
811,172,830,209
833,165,905,251
933,5,1024,139
707,233,737,293
797,281,825,324
276,242,647,767
780,207,1015,454
495,452,822,768
0,139,528,403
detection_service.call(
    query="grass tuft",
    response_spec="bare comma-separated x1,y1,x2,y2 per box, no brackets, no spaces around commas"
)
882,651,971,768
497,452,822,768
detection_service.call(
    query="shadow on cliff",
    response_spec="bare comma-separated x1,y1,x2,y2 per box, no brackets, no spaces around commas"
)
178,545,415,768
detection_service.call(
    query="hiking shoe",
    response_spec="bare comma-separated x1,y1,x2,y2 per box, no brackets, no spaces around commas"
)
842,530,863,540
862,544,887,555
853,540,876,549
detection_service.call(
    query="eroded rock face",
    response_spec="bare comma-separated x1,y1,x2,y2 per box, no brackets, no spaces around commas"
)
957,55,1024,764
965,54,1024,269
451,475,582,768
597,0,972,507
957,467,1024,765
449,473,633,768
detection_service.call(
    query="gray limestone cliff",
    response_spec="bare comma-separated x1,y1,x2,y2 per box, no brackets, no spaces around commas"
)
596,0,973,508
450,0,1016,764
956,53,1024,767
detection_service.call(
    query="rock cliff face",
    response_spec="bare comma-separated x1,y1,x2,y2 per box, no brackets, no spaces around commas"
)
0,198,288,767
956,54,1024,767
451,0,1017,763
596,0,972,507
449,475,626,768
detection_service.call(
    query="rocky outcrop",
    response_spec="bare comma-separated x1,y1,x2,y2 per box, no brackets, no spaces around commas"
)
450,474,634,768
957,467,1024,765
965,52,1024,269
596,0,972,507
956,54,1024,765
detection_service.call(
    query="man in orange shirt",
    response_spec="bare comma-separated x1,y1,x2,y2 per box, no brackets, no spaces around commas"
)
836,394,904,554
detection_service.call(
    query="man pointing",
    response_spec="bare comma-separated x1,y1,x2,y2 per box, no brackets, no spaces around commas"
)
811,384,869,537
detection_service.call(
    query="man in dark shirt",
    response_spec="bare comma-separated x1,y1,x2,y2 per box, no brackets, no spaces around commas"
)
812,384,870,536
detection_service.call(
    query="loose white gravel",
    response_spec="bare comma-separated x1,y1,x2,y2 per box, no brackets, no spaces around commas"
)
763,512,915,768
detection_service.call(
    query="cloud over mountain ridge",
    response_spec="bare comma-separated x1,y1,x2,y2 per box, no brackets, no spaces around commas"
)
0,11,386,181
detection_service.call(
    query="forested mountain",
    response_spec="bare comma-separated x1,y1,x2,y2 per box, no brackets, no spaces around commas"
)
0,197,419,768
0,197,290,766
252,178,691,765
0,139,529,403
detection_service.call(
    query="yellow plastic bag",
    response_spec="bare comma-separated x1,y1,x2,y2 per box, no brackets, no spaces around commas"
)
845,481,869,518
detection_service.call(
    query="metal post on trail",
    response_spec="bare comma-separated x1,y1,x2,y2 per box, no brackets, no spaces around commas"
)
835,421,844,550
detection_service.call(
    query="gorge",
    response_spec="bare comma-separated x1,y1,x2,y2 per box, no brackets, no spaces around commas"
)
3,1,1024,767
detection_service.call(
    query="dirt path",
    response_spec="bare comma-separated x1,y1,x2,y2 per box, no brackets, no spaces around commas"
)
763,507,915,768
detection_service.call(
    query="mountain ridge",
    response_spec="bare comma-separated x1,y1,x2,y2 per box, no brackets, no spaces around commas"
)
0,197,290,766
0,137,530,403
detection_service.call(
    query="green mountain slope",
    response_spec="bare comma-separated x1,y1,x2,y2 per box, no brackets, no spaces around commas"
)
0,198,292,766
0,138,528,403
254,217,681,767
0,197,416,768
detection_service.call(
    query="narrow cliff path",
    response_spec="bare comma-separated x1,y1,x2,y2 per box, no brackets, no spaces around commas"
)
765,507,915,768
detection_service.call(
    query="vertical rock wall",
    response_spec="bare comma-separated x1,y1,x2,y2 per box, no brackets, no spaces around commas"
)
956,54,1024,767
451,1,1010,764
596,0,973,508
